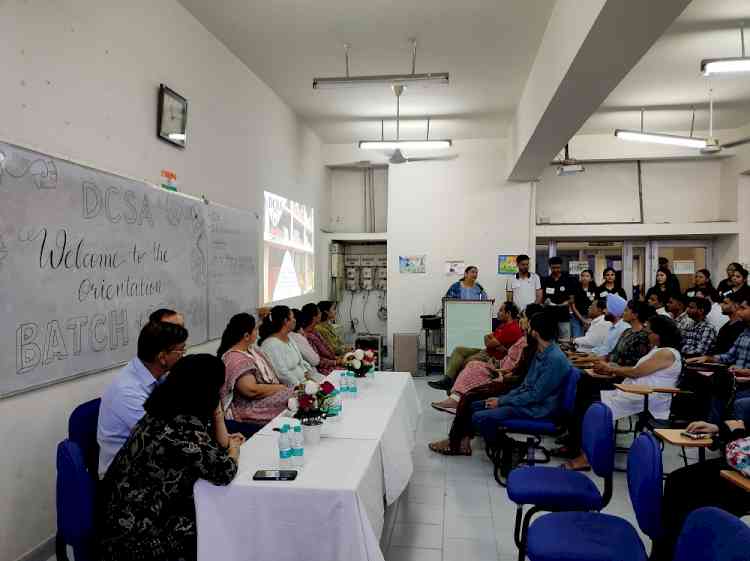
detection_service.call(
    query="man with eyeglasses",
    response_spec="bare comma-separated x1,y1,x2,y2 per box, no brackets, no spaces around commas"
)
97,319,189,478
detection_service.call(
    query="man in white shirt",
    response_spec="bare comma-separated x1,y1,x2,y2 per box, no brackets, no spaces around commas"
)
506,254,542,310
694,288,730,332
573,298,612,353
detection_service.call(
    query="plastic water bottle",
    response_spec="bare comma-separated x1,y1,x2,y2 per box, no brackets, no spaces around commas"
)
339,371,350,398
291,424,304,467
278,424,292,468
349,372,358,399
328,386,342,421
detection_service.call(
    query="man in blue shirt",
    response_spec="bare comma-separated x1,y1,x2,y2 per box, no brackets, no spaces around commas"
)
471,310,571,445
97,319,188,477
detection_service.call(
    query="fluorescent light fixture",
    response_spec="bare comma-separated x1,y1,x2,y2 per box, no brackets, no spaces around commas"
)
168,133,186,141
313,72,449,89
359,140,452,150
701,57,750,76
614,129,707,149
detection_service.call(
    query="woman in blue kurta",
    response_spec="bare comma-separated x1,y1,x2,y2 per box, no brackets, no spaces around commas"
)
446,265,487,300
471,310,571,445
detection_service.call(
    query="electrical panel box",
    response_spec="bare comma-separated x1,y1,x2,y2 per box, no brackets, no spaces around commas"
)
360,255,377,267
360,267,373,279
330,242,342,254
376,267,387,279
361,278,374,290
344,255,361,267
375,255,388,267
345,267,359,280
345,279,359,291
375,279,387,291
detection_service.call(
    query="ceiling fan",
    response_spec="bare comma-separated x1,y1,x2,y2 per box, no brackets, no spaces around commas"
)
359,84,458,165
701,89,750,154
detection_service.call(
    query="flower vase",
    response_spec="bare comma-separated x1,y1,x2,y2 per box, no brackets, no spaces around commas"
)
302,421,323,446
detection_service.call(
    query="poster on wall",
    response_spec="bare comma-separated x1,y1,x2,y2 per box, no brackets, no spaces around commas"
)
673,260,695,275
399,255,426,274
445,260,465,276
497,255,519,275
569,261,589,276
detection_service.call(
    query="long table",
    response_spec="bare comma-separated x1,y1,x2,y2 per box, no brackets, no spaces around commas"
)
195,372,422,561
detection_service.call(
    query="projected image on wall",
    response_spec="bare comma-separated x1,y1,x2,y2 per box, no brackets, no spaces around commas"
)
263,191,315,302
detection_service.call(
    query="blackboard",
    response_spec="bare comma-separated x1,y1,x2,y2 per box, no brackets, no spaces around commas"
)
0,141,257,398
206,204,259,339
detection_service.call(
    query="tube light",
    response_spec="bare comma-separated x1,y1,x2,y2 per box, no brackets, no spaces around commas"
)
313,72,449,89
358,140,452,150
701,57,750,76
614,129,707,149
168,133,186,141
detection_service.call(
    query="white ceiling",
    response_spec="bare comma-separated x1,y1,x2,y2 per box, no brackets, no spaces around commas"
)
581,0,750,136
178,0,556,144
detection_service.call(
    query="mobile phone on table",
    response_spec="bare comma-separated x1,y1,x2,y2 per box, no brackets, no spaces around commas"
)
252,469,298,481
680,431,711,440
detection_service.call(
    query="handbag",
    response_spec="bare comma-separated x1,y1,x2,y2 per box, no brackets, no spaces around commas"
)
726,437,750,478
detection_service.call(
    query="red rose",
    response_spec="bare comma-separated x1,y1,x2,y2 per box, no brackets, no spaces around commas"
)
299,394,315,409
320,381,335,395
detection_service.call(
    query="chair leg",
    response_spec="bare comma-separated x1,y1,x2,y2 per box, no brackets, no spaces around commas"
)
513,505,523,548
526,436,536,467
55,534,69,561
517,506,540,561
680,446,689,468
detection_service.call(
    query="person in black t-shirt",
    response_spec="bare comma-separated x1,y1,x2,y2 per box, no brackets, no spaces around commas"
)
712,292,747,356
717,262,742,296
571,269,597,338
541,257,578,340
596,267,627,300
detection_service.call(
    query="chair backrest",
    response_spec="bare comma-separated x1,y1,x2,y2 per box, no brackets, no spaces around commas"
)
559,366,581,420
674,507,750,561
68,398,101,476
56,440,96,561
626,433,664,541
581,402,615,478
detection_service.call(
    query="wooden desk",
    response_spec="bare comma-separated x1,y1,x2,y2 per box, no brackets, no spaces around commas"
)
614,383,652,395
721,469,750,492
655,428,712,462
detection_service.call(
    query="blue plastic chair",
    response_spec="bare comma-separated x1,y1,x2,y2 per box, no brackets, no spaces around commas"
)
674,507,750,561
491,367,581,485
523,433,663,561
508,403,615,560
68,398,101,476
56,440,96,561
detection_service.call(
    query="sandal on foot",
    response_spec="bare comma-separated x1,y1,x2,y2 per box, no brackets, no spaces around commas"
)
428,441,471,456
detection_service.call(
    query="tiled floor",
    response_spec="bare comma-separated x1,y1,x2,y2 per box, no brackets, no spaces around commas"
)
381,376,698,561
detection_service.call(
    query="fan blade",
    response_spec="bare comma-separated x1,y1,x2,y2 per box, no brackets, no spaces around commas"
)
722,137,750,149
404,155,459,163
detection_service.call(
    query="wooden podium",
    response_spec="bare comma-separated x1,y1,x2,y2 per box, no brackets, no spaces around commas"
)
442,298,495,373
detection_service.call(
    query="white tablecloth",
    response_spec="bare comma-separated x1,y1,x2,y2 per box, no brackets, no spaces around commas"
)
195,372,421,561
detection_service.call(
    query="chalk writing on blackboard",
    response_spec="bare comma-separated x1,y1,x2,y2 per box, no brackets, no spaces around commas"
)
0,150,58,189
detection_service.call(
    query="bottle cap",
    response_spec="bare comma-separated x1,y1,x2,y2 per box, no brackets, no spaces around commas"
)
294,425,301,432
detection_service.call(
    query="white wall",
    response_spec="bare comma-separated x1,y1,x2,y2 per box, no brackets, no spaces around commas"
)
328,168,388,233
385,139,533,350
0,1,324,559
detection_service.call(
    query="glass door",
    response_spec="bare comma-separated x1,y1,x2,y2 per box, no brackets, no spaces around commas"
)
651,241,712,293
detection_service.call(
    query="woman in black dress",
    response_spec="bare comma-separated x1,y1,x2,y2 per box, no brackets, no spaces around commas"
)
717,262,742,297
98,354,243,561
597,267,627,300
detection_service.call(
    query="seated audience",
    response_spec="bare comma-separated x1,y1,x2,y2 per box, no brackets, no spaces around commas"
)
712,292,746,356
685,268,716,299
572,297,611,353
608,300,654,367
97,320,188,477
260,305,317,385
315,300,348,356
717,262,742,296
653,416,750,561
98,354,242,561
658,257,684,295
588,294,630,358
695,287,730,331
570,269,597,338
148,307,185,326
596,267,627,300
722,263,750,303
429,302,524,391
217,313,295,425
470,311,571,447
668,293,694,334
446,265,488,300
288,309,324,368
647,290,671,316
299,303,342,375
681,297,717,358
563,314,682,470
430,304,540,413
542,256,578,340
645,267,677,303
